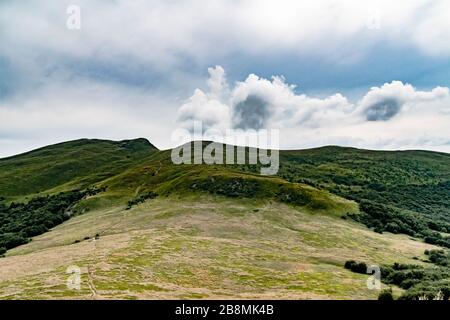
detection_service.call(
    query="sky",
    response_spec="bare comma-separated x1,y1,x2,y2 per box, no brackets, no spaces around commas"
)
1,0,450,157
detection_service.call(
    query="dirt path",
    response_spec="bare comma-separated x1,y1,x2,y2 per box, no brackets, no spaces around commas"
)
87,263,98,299
85,202,132,299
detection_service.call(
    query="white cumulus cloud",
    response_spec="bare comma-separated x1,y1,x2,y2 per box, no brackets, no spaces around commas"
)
177,66,450,152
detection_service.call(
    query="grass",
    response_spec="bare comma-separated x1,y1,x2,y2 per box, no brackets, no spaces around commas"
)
0,196,438,300
0,138,156,202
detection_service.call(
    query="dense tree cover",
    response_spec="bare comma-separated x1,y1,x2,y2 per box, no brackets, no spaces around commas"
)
0,189,99,254
345,249,450,300
348,200,450,248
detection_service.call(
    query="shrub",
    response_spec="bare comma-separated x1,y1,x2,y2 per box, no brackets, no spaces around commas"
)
126,191,158,209
348,258,450,300
378,288,394,300
344,260,367,274
344,260,356,269
427,250,449,267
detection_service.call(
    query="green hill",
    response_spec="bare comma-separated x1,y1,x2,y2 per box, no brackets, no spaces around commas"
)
0,139,449,300
231,145,450,246
0,138,156,201
276,147,450,247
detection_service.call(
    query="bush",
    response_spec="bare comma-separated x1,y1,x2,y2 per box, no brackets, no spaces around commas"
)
427,250,449,267
126,191,158,209
378,288,394,300
192,178,261,198
399,281,450,300
348,257,450,300
344,260,356,269
344,260,367,274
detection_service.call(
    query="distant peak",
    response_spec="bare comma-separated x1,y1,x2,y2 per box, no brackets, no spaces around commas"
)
117,138,158,150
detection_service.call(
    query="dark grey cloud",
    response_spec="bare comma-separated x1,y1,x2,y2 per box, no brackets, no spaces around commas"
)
233,95,271,130
178,114,217,133
364,98,402,121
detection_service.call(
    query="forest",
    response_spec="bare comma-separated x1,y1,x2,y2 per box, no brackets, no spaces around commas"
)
0,189,97,255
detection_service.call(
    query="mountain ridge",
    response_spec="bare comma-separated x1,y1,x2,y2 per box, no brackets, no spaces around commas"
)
2,138,449,162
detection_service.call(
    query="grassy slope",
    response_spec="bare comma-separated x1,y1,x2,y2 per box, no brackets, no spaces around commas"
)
0,138,156,202
0,195,437,300
93,151,356,216
0,140,448,299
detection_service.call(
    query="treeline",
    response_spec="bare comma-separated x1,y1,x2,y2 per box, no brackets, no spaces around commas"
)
0,188,101,255
348,200,450,248
344,249,450,300
362,182,450,225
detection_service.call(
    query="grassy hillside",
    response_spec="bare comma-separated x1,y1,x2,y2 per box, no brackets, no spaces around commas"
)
0,195,437,300
0,141,355,255
95,154,356,216
237,146,450,247
1,140,449,250
0,138,156,202
0,139,449,299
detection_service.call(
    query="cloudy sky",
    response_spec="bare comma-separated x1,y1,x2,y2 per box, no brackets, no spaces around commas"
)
1,0,450,157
